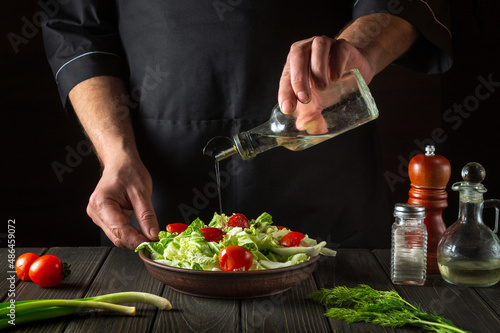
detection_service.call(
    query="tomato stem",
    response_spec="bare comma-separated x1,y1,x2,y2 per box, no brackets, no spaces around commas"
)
62,262,71,278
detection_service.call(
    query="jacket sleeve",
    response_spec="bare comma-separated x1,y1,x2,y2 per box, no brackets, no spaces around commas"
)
40,0,128,110
353,0,453,74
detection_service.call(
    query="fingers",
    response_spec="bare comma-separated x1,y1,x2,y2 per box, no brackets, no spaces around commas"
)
129,190,159,242
86,164,159,249
310,36,333,89
329,39,374,84
329,39,349,81
278,62,296,114
288,39,313,105
278,38,314,114
279,36,335,114
295,107,328,135
87,195,148,249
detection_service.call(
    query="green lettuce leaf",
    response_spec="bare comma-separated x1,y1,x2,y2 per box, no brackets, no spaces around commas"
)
208,212,228,228
272,241,336,258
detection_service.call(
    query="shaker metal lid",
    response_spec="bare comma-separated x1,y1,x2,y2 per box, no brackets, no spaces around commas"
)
394,203,426,217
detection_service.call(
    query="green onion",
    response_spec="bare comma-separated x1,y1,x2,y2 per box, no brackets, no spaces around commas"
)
0,292,171,330
79,291,172,310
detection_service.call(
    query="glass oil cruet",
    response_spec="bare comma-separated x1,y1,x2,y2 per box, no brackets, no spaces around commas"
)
437,162,500,287
206,69,379,161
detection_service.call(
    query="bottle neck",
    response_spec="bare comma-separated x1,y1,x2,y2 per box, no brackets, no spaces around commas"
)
458,191,484,224
234,121,279,160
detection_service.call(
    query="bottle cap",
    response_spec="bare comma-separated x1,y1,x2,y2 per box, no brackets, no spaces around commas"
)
203,136,238,161
425,145,435,156
394,203,426,218
462,162,486,184
452,162,487,193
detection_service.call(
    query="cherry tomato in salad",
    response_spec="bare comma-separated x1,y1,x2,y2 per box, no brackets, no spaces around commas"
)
200,227,225,242
226,214,250,229
276,226,288,230
29,255,71,287
279,231,306,247
166,223,188,234
15,252,40,281
218,245,254,271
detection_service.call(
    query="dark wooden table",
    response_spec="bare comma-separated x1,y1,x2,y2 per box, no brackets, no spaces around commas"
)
1,247,499,332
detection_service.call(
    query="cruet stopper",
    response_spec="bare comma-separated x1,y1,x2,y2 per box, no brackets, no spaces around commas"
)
408,145,451,274
452,161,487,193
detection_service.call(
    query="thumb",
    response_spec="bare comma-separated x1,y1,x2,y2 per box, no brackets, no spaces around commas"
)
131,195,160,241
295,101,328,135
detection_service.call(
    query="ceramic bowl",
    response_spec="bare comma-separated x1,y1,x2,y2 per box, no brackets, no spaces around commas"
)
138,250,320,299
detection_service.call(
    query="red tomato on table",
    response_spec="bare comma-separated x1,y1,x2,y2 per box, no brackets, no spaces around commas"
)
29,255,70,287
279,231,305,247
226,214,250,229
200,227,225,242
218,245,253,271
15,252,40,281
166,223,189,234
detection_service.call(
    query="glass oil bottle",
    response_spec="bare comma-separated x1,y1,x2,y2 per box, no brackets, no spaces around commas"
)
208,69,378,161
437,162,500,287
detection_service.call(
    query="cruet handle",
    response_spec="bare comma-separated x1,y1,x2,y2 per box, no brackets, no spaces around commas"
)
484,199,500,233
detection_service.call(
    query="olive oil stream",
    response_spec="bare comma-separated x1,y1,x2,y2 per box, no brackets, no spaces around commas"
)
215,159,223,215
203,136,232,215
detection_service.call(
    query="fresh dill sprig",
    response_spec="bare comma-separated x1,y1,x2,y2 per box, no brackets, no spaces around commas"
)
309,285,470,333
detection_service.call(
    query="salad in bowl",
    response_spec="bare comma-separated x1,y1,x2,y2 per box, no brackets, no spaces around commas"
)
135,212,336,271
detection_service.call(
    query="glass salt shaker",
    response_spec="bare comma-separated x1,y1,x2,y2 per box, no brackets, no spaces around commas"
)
391,203,428,286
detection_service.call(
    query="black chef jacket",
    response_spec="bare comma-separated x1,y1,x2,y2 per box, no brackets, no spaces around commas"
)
41,0,452,248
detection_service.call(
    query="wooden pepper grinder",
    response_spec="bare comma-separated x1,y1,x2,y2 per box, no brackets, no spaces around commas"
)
408,145,451,274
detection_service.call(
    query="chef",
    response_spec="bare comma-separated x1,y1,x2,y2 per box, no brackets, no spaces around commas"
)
41,0,452,249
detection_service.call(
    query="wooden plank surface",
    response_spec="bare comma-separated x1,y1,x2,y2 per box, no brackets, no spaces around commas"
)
373,249,500,333
474,285,500,317
96,248,242,333
241,275,330,333
313,249,415,333
63,247,165,333
156,288,240,333
4,247,500,333
4,247,110,333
